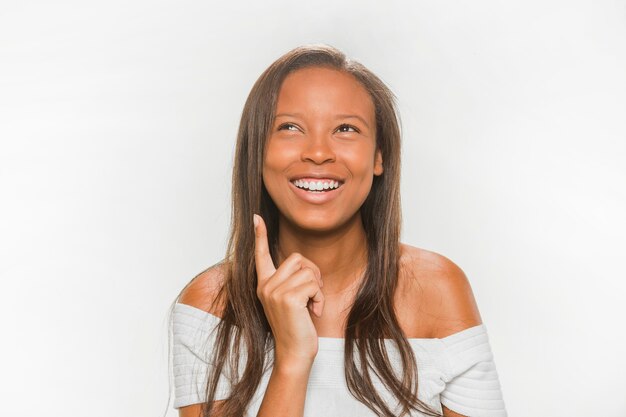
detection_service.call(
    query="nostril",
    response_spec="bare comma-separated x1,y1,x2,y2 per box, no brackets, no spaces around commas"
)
301,144,336,164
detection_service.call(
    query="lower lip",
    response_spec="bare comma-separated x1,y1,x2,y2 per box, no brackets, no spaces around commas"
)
289,181,343,204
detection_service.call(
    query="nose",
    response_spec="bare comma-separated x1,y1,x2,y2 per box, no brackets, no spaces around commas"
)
301,132,336,164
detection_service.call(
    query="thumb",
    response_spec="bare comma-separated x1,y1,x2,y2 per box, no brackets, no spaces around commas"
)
253,214,276,280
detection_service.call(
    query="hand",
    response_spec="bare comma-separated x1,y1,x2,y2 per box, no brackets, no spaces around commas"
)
254,214,325,367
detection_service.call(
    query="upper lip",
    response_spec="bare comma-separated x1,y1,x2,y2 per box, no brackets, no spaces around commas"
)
289,173,345,183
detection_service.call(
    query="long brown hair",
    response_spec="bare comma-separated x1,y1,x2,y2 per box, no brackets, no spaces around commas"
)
181,45,442,417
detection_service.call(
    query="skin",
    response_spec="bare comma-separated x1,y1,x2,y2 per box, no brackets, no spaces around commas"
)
178,66,482,417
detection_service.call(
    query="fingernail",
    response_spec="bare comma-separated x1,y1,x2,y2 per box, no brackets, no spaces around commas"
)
253,214,259,228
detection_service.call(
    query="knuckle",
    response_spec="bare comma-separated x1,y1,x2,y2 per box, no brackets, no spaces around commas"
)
260,286,272,301
289,252,303,262
269,291,281,304
302,260,320,278
303,268,318,282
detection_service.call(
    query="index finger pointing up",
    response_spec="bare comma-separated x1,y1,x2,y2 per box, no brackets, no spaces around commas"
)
253,214,276,281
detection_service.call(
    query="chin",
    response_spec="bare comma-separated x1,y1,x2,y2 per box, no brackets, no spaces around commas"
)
292,216,338,233
284,210,358,234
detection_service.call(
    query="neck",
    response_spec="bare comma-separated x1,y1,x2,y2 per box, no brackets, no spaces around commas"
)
276,212,368,296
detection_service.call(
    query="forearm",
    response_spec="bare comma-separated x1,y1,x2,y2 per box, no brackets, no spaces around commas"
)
256,360,312,417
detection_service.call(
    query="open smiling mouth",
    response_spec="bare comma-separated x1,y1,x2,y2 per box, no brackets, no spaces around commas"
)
290,179,344,193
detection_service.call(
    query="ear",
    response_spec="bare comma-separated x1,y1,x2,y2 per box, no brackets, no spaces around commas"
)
374,149,383,176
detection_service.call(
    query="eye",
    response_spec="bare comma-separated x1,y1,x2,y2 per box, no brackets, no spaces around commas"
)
336,124,359,133
277,123,300,132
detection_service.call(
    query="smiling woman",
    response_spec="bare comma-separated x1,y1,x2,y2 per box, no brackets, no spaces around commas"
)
169,45,507,417
263,67,383,233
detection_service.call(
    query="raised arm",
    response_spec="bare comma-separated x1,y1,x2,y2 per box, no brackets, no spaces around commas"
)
253,214,325,417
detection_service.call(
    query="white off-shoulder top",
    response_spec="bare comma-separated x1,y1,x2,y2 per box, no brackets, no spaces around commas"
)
171,302,507,417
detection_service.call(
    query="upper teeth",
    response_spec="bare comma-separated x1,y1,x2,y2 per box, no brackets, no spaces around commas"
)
292,179,341,191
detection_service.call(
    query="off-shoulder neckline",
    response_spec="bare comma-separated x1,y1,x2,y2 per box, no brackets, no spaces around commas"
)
173,301,485,343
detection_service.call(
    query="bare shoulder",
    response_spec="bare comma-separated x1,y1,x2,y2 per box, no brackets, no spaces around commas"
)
398,243,483,339
177,261,228,318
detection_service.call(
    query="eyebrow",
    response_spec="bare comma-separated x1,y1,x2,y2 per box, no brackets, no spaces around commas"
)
274,113,371,129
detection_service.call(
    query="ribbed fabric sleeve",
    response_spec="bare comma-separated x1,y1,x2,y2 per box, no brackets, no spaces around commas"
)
440,324,507,417
172,303,232,409
170,303,508,416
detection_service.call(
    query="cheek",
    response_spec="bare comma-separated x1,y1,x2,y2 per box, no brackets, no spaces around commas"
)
343,145,377,175
264,140,299,164
262,141,295,184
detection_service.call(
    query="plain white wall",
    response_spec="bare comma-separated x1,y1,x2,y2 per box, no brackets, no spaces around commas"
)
1,1,624,416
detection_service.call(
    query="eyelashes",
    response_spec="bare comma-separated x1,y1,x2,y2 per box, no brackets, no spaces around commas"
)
336,124,359,133
277,123,300,132
277,123,360,133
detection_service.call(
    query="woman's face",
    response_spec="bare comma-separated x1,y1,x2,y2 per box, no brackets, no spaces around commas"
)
262,66,383,233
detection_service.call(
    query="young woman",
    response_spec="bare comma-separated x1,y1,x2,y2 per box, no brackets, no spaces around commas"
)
170,45,507,417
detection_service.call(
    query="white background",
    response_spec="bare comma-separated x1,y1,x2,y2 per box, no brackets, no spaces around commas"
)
1,1,625,416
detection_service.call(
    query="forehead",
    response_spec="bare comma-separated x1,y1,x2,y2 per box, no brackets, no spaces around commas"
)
276,66,375,120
